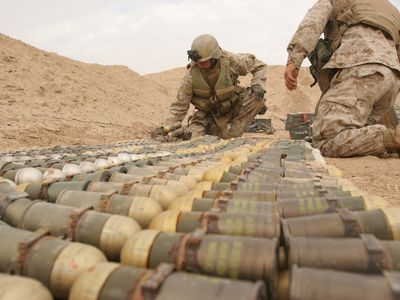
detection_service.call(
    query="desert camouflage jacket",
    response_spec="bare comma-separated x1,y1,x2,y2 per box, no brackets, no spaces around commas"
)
286,0,400,72
163,51,267,124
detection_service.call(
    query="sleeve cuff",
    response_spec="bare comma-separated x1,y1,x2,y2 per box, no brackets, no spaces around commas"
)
286,54,301,69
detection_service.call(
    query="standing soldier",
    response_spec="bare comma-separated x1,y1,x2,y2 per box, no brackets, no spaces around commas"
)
284,0,400,157
152,34,267,141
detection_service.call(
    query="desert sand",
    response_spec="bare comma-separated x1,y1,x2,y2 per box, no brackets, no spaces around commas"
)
0,33,399,203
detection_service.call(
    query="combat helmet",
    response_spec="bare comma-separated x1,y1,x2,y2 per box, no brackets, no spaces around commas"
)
187,34,222,62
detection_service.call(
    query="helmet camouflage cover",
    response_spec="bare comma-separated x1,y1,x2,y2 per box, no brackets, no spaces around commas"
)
187,34,222,62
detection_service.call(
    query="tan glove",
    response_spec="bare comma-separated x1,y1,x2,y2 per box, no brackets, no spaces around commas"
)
151,124,192,142
167,127,192,141
150,127,164,139
250,84,266,100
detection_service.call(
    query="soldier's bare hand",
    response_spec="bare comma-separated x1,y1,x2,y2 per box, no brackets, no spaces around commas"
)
284,63,299,91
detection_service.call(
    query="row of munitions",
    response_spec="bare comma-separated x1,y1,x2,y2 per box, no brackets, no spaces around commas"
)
2,219,399,300
0,139,399,300
0,138,274,299
1,134,223,156
0,134,229,163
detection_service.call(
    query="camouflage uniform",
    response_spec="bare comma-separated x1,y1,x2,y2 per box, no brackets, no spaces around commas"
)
287,0,400,157
163,51,267,139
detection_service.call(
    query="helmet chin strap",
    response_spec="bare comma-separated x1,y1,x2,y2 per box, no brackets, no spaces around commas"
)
200,60,217,71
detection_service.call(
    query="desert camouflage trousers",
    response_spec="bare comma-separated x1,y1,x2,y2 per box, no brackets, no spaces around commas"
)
313,64,400,157
188,89,266,139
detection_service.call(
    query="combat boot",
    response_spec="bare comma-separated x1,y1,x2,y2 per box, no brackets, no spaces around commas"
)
383,125,400,152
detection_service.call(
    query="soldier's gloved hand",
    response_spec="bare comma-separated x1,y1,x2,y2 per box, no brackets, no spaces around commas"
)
181,127,192,141
258,104,268,115
166,127,192,141
250,84,266,100
150,127,164,139
164,135,179,142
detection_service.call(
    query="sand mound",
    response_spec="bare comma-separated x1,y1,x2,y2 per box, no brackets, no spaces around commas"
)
0,33,170,150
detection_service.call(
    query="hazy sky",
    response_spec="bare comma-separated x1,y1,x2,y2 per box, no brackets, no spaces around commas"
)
0,0,399,74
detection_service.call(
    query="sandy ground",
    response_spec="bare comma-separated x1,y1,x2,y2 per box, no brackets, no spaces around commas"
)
0,33,170,148
0,33,399,204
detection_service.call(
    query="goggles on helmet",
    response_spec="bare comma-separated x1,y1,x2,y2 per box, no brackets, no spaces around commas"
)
187,50,202,62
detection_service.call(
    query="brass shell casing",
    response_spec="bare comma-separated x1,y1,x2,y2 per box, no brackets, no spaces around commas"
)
69,262,120,300
149,211,180,233
202,165,230,182
99,215,141,261
362,195,389,210
192,181,214,198
177,175,198,189
168,195,195,212
128,196,162,228
129,184,178,210
149,185,178,210
121,229,160,268
381,207,400,240
0,274,53,300
186,167,208,182
165,180,189,197
50,242,107,299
